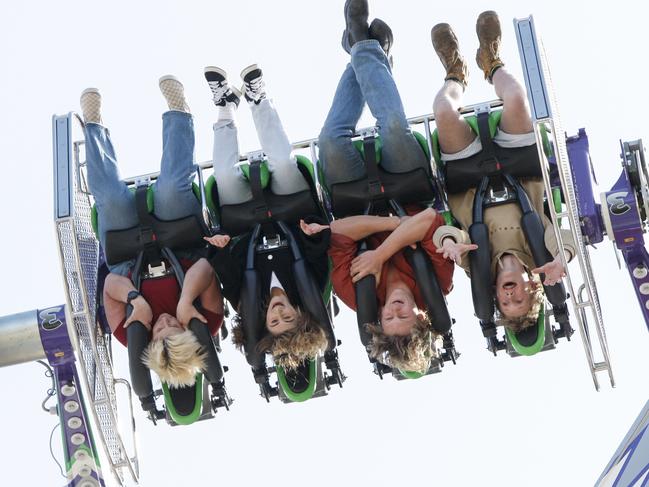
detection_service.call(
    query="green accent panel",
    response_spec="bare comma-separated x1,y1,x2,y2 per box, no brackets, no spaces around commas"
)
442,210,454,226
276,360,317,402
205,175,220,223
240,162,271,188
413,131,431,159
398,369,426,380
296,154,315,183
552,187,563,225
505,305,546,356
162,374,203,425
540,123,553,158
432,110,504,167
322,257,333,305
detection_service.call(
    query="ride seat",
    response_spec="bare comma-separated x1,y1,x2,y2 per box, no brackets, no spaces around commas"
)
206,155,323,236
322,132,438,218
91,182,205,266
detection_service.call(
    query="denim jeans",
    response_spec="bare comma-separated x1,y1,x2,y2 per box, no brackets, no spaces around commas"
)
212,98,309,205
318,39,429,186
84,110,201,275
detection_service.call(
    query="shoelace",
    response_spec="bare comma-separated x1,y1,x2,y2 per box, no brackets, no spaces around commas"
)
245,77,265,99
207,81,230,104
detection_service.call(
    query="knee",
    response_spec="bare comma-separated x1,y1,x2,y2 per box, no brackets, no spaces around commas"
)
318,129,344,160
433,91,456,118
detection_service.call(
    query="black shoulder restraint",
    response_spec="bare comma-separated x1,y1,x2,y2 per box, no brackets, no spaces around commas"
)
363,137,385,201
468,112,567,333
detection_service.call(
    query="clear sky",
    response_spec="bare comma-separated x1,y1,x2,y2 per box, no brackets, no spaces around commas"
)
0,1,647,486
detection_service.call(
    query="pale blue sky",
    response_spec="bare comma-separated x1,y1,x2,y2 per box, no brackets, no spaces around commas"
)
0,1,647,486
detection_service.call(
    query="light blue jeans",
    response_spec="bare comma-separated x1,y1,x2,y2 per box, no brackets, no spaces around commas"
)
318,39,429,186
84,110,201,275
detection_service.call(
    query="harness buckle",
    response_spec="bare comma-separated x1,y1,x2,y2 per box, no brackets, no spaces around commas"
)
144,260,172,279
256,235,287,252
486,184,515,204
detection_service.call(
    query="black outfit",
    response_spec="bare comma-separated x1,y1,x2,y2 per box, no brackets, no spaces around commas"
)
209,215,331,310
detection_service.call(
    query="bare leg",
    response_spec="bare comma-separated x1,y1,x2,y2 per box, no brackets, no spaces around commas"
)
432,80,474,154
492,67,533,134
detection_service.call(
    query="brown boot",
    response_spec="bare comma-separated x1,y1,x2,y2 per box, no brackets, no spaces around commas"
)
476,10,504,83
431,23,468,88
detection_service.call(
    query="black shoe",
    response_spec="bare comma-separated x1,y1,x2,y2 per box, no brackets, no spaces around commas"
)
240,64,266,105
204,67,241,107
345,0,369,47
369,17,394,67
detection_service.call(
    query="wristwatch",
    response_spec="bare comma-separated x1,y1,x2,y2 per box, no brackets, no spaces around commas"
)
126,290,141,305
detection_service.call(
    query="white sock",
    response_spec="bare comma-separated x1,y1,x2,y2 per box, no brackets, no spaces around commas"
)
217,104,236,121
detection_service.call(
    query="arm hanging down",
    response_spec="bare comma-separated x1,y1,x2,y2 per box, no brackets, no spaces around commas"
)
104,273,153,331
176,258,222,327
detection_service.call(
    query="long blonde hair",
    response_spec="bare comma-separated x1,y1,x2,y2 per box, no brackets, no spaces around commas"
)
366,314,440,374
232,309,329,371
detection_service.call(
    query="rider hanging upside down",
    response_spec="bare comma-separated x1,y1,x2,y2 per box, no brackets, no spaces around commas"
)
318,0,455,374
80,78,224,388
203,65,331,370
429,11,575,332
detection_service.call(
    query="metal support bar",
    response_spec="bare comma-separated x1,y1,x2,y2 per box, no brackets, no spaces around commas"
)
515,15,614,390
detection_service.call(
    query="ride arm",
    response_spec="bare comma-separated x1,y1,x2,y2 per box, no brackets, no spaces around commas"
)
329,214,400,242
104,273,152,330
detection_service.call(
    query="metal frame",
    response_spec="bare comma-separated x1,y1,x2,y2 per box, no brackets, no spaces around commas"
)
514,16,614,389
53,113,140,485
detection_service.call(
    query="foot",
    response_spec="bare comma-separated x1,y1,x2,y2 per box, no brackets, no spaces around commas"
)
369,18,394,67
159,75,190,113
345,0,369,47
431,23,468,88
204,66,241,108
240,64,266,105
475,10,504,83
80,88,102,124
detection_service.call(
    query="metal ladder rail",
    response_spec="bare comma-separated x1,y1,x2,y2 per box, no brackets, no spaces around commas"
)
54,114,140,485
514,16,614,390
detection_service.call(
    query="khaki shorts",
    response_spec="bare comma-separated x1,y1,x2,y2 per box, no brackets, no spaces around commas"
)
441,129,537,162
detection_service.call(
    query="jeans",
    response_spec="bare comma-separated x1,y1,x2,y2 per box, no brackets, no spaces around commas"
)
212,98,309,205
319,39,429,186
84,110,201,275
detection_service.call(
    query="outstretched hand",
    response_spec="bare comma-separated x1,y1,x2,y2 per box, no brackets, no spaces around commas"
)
532,257,566,286
176,299,207,328
350,250,384,284
204,234,231,248
435,239,478,263
300,219,329,236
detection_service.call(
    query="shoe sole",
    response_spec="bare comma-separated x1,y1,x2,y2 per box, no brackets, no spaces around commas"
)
240,63,260,81
81,87,100,97
204,66,227,78
230,85,242,99
159,74,182,87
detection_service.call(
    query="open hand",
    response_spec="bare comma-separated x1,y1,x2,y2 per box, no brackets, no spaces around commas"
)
124,296,153,330
300,219,329,236
350,250,384,284
532,257,566,286
435,239,478,263
204,234,231,248
176,299,207,328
